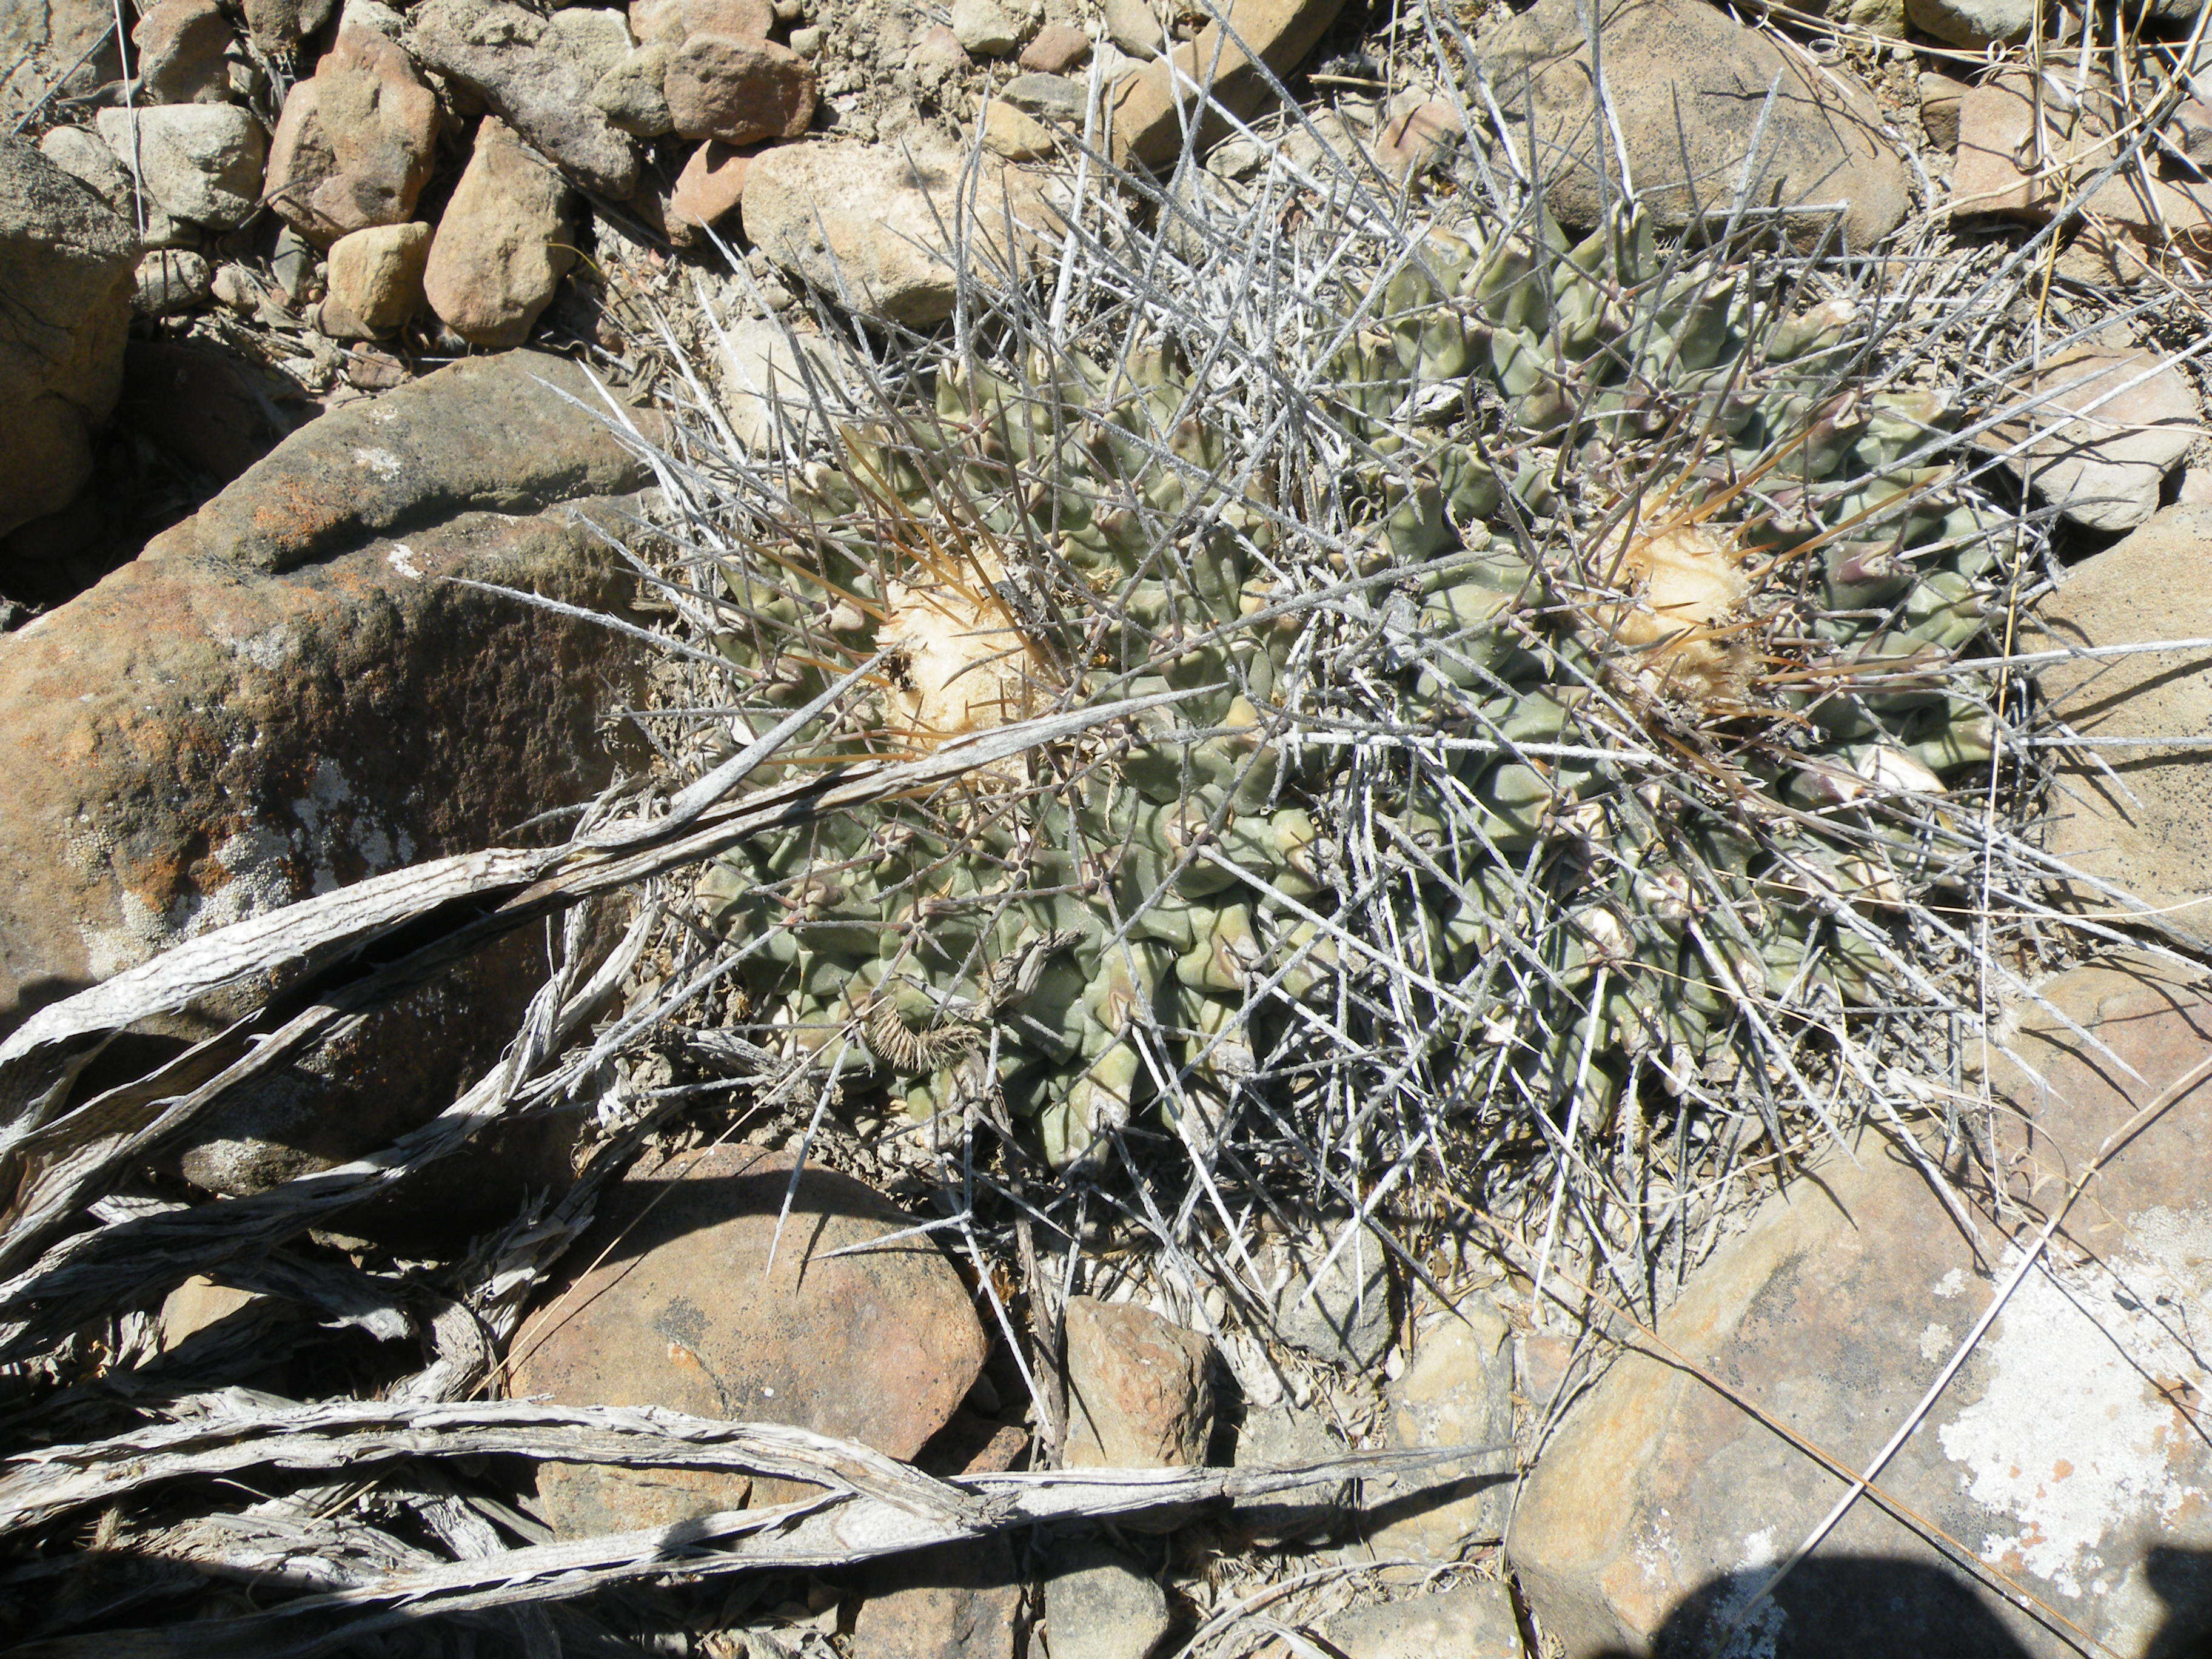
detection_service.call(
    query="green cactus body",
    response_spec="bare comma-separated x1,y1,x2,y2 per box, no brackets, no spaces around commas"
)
694,203,2000,1165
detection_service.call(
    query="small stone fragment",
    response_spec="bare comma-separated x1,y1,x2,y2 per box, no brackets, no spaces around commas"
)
850,1538,1022,1659
911,22,970,73
1042,1540,1173,1659
132,0,238,104
241,0,336,52
1903,0,2031,45
1919,69,1967,151
421,116,574,349
1264,1221,1395,1367
547,4,631,79
668,136,756,234
96,103,264,228
1986,342,2199,533
1361,1296,1515,1558
592,42,674,137
1061,1296,1214,1469
263,7,439,243
322,220,429,335
133,247,212,314
788,23,824,54
629,0,685,40
981,98,1056,159
1021,21,1090,70
1372,96,1461,181
951,0,1022,56
1305,1582,1526,1659
1230,1399,1349,1545
683,0,775,35
1104,0,1164,58
714,313,837,449
664,33,817,144
1001,70,1084,122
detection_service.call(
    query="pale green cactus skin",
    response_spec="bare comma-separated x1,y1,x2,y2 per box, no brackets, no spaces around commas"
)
697,206,2002,1165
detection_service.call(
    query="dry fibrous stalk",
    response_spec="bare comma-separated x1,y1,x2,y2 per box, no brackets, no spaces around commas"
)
669,190,2013,1170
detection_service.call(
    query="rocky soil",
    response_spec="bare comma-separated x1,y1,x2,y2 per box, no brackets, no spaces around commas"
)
9,0,2212,1652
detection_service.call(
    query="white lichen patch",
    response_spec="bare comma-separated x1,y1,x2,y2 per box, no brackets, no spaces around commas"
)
1937,1213,2212,1601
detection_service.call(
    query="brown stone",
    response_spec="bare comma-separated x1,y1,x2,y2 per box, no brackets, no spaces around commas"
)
1061,1295,1214,1469
1362,1295,1515,1559
665,33,816,145
668,138,759,236
1472,0,1907,252
849,1538,1021,1659
4,0,122,126
980,99,1056,161
422,117,575,350
507,1142,989,1536
322,220,429,336
132,0,238,104
1920,69,1968,152
1372,98,1461,183
1019,21,1091,72
264,10,439,245
241,0,334,53
682,0,774,37
1108,0,1346,168
2034,507,2212,939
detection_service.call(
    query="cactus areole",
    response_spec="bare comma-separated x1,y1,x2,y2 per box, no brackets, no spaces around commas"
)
697,203,2003,1167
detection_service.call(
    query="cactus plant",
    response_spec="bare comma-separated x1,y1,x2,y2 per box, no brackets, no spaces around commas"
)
681,196,2005,1168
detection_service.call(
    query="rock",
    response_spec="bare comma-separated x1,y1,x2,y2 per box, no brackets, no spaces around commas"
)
241,0,337,53
629,0,686,42
158,1276,268,1349
682,0,776,35
788,24,825,55
118,337,293,484
951,0,1022,56
1372,97,1462,183
668,136,757,235
1230,1399,1349,1545
1041,1540,1173,1659
133,0,238,104
1475,0,1907,252
321,220,429,335
132,247,213,315
1361,1296,1515,1559
1920,69,1967,151
1104,0,1164,59
96,104,264,229
40,124,186,247
2033,507,2212,936
663,33,816,145
1002,72,1085,123
1264,1221,1395,1367
592,42,674,138
982,98,1057,160
714,312,839,449
409,0,642,199
1021,22,1091,71
0,353,649,1222
740,138,1058,326
849,1538,1022,1659
506,1141,988,1536
2,0,121,123
1985,342,2199,534
1061,1296,1215,1468
1299,1581,1524,1659
547,4,631,79
912,23,971,75
0,141,136,543
422,117,576,350
1110,0,1341,166
1905,0,2031,45
1508,1056,2212,1659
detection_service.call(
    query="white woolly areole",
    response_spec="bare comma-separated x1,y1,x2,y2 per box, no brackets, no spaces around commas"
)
880,561,1053,751
1595,519,1752,704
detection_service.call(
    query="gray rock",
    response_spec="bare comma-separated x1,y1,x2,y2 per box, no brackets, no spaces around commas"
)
1042,1540,1172,1659
2034,507,2212,939
132,0,239,105
133,247,213,315
1362,1295,1515,1560
96,103,264,229
422,116,575,349
1264,1220,1395,1367
1475,0,1909,252
715,313,842,451
1002,70,1085,121
242,0,337,53
546,2,631,78
591,43,674,138
1903,0,2032,45
951,0,1022,56
850,1538,1021,1659
1230,1398,1349,1544
740,138,1058,327
1985,342,2199,534
1103,0,1164,59
408,0,642,198
1309,1581,1524,1658
0,140,136,541
1106,0,1344,167
40,124,191,246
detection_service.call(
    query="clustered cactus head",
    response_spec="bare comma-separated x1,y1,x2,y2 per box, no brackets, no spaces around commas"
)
687,192,2004,1170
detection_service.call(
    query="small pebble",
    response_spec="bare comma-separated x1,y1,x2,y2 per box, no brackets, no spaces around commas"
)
133,248,213,317
1018,19,1090,71
950,0,1022,56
